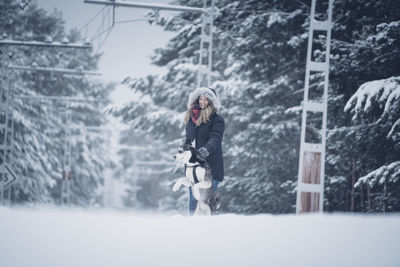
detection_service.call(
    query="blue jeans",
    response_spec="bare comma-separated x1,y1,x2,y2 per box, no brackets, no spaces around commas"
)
189,180,219,215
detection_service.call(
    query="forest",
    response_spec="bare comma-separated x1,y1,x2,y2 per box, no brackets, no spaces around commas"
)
1,0,399,214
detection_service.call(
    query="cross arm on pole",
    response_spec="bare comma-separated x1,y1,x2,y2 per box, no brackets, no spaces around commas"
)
84,0,205,13
0,39,91,49
8,65,101,76
15,95,109,103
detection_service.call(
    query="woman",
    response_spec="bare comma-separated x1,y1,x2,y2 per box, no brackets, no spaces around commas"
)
184,87,225,215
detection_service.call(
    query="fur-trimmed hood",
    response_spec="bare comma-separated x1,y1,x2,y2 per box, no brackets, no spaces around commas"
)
187,87,221,111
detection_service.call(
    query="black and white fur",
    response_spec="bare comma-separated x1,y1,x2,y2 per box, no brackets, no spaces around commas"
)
173,145,218,215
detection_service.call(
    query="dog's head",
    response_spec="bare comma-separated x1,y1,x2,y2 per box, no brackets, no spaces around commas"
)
173,144,207,165
173,144,193,164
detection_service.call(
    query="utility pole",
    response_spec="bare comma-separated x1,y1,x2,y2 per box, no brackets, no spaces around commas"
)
296,0,333,213
196,0,214,88
0,55,16,203
60,106,72,206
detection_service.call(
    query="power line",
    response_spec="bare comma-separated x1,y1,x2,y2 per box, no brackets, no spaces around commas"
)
78,6,107,36
90,25,113,43
95,27,112,53
115,18,147,24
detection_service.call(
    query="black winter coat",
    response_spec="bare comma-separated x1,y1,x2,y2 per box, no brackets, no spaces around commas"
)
185,112,225,181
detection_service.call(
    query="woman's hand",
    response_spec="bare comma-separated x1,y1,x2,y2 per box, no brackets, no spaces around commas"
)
198,147,209,158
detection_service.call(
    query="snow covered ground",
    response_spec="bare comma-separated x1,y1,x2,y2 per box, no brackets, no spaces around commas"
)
1,207,399,267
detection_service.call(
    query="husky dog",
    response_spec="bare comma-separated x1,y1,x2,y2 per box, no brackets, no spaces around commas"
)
173,144,218,215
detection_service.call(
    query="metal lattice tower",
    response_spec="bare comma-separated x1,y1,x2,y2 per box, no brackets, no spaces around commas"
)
0,64,14,166
84,0,214,88
12,71,101,206
0,39,93,204
196,0,214,88
296,0,333,213
0,54,16,200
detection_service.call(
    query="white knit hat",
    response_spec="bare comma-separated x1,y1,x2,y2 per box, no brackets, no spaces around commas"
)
187,87,221,111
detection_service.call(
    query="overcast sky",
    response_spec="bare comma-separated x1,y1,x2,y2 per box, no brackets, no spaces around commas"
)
36,0,176,83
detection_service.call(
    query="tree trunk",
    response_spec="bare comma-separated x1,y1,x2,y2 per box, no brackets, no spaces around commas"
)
367,183,372,212
360,183,364,212
350,158,355,211
382,182,387,213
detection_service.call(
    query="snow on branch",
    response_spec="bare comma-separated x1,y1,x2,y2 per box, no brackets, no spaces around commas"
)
388,119,400,138
344,76,400,120
354,161,400,188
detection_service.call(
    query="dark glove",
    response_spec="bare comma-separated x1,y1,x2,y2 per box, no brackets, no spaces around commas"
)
198,147,209,158
182,142,192,151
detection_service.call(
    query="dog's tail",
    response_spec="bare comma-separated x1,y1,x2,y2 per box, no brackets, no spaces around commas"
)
208,190,221,215
216,191,222,210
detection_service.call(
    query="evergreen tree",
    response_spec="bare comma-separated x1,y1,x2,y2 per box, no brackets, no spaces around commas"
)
325,0,400,212
0,1,114,206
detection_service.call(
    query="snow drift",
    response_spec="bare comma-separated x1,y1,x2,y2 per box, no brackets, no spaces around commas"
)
0,207,399,267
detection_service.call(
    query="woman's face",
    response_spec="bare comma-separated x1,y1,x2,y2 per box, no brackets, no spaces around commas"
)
199,96,209,109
